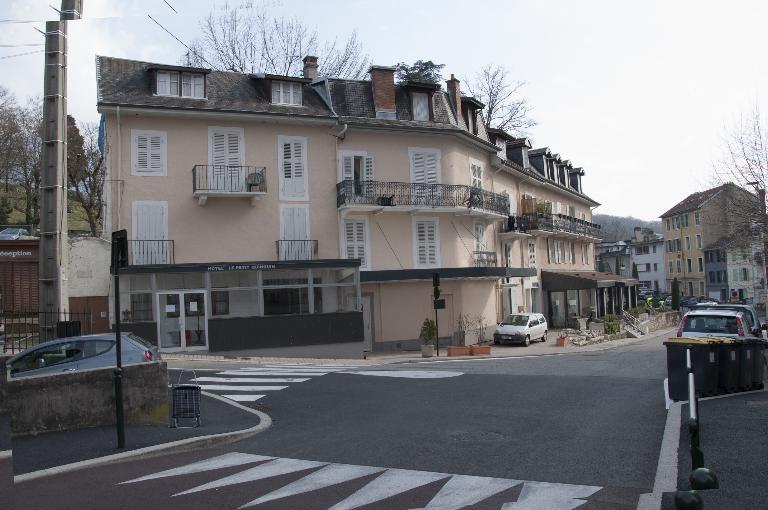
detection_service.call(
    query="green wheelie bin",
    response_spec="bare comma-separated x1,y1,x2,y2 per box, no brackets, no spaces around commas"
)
664,338,721,400
718,340,740,393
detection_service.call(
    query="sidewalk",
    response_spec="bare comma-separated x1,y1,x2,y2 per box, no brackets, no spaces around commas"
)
661,389,768,509
164,327,677,367
11,392,262,476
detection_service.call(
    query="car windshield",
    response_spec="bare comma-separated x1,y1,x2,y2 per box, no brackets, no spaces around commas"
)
502,314,529,326
683,315,740,334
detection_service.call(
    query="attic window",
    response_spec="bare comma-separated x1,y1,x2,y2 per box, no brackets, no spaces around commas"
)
272,81,302,106
156,70,205,98
412,92,429,121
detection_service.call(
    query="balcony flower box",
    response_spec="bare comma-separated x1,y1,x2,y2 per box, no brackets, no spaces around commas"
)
447,346,471,357
470,345,491,356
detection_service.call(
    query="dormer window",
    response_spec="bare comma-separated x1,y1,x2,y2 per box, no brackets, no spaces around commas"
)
272,81,302,106
412,92,429,121
156,70,205,98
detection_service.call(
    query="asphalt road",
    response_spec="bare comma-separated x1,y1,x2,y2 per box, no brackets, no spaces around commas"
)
13,332,671,509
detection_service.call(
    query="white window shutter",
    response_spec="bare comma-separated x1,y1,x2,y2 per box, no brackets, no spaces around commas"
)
149,135,163,173
412,152,425,183
292,140,305,196
425,152,438,184
342,155,354,181
135,134,149,172
226,132,241,166
345,221,356,259
363,156,374,181
344,219,367,267
355,221,366,267
426,222,437,264
417,222,427,265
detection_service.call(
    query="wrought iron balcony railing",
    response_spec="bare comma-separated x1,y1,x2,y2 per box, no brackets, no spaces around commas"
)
129,239,174,265
276,240,318,261
503,213,603,239
192,165,267,194
336,180,510,217
473,251,498,267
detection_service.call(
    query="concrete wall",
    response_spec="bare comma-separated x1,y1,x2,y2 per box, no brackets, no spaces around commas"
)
68,237,111,297
7,362,168,436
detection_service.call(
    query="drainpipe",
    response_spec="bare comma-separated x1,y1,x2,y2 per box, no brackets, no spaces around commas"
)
116,105,122,230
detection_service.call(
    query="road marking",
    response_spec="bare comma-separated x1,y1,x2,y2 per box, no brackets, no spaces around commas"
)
636,401,681,510
196,385,288,392
419,474,521,509
192,377,310,383
500,481,600,509
221,394,266,402
241,463,385,507
328,468,449,510
239,367,349,372
343,370,463,379
121,453,273,484
216,370,329,377
175,458,327,496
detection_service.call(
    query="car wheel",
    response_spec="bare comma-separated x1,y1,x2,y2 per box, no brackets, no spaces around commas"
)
493,340,500,345
542,330,548,342
524,335,530,347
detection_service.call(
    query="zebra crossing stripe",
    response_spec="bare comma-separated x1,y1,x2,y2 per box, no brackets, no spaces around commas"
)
241,463,385,507
221,394,266,402
500,481,601,510
327,468,449,510
121,453,273,484
216,371,329,377
418,474,522,509
192,377,310,383
175,458,327,496
238,367,347,373
196,385,288,392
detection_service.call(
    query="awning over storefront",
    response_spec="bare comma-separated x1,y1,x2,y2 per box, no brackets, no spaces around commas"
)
361,266,537,283
541,270,639,291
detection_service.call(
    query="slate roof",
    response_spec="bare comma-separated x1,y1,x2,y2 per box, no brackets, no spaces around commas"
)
659,183,730,218
96,56,334,118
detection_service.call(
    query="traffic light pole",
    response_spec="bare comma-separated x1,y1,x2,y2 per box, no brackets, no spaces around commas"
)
111,230,128,449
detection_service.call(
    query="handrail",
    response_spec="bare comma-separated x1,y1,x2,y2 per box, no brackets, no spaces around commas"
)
192,165,267,193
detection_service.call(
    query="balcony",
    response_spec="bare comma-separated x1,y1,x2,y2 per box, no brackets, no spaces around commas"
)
473,251,498,267
501,213,603,240
192,165,266,206
336,180,510,218
129,239,174,265
276,240,318,261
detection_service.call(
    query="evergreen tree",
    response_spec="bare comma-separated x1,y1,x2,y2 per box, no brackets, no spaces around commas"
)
672,278,680,310
615,256,622,275
632,263,639,279
598,259,605,272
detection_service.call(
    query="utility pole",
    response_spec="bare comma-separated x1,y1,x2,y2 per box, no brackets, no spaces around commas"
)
39,0,82,335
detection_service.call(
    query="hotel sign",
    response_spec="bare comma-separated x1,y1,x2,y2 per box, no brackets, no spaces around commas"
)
206,263,278,272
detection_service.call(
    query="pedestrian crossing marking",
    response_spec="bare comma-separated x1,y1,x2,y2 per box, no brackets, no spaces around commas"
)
197,385,288,392
216,371,329,377
175,458,328,496
193,377,311,383
221,394,266,402
123,452,603,509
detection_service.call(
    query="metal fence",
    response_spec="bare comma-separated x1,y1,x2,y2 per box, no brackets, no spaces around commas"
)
276,240,318,261
1,310,94,354
192,165,267,194
336,180,510,217
128,239,175,265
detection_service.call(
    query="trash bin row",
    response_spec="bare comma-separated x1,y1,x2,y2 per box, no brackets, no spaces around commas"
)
664,338,766,401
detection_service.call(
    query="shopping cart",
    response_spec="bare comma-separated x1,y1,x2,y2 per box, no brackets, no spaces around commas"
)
170,369,201,428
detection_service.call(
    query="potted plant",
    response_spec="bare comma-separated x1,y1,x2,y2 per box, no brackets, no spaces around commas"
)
453,313,470,346
419,318,436,357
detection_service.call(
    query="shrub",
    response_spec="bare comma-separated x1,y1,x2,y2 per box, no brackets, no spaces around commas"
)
419,318,437,345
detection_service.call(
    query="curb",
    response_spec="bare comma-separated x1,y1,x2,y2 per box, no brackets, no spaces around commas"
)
13,392,271,484
637,401,682,510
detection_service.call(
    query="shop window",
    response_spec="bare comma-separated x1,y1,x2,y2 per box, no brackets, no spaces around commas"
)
211,291,229,316
129,293,153,322
264,287,311,315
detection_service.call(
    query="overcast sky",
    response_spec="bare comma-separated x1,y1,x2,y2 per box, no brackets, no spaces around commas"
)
2,0,767,220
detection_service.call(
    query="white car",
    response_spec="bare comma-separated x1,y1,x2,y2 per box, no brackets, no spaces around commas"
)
676,309,752,338
493,313,548,346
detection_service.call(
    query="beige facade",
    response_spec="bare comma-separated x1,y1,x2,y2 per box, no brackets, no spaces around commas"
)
662,208,705,296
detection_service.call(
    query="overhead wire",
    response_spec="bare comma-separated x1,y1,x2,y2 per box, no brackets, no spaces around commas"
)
146,14,218,70
0,50,45,60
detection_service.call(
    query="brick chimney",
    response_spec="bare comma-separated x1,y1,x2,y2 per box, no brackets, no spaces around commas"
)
446,74,462,121
369,65,396,119
302,55,318,80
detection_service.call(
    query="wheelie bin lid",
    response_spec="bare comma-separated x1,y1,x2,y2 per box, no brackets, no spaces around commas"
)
664,337,736,345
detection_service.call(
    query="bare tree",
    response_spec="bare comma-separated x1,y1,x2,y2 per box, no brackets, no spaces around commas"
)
465,64,535,136
66,117,104,236
186,3,369,78
0,87,21,188
11,98,43,226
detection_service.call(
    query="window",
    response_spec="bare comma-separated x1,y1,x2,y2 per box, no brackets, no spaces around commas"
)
687,258,692,272
209,127,244,186
669,261,674,273
409,148,441,184
470,159,483,189
412,92,429,121
688,282,694,296
695,211,700,225
721,270,726,282
652,244,657,253
211,291,229,316
699,282,705,296
340,151,374,186
278,136,308,200
344,218,369,270
130,293,153,321
581,243,589,265
666,219,671,231
131,130,166,176
666,240,672,253
271,80,302,105
528,241,536,267
696,235,702,249
474,221,486,252
676,260,681,273
413,218,440,267
264,288,310,315
685,237,690,250
683,214,689,228
181,73,205,98
675,239,681,252
709,271,715,283
698,257,703,272
646,263,651,272
156,70,178,96
742,268,749,281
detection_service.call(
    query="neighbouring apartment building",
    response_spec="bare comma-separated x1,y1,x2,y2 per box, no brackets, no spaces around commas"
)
595,240,631,276
96,55,628,356
704,234,767,308
630,227,665,293
660,183,765,300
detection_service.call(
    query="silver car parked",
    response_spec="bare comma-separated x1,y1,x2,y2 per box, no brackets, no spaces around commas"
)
8,333,159,378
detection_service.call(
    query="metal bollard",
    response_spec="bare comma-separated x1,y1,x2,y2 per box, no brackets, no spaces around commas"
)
674,490,703,510
690,467,719,490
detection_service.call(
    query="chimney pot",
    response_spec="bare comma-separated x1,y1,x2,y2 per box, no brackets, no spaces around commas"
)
446,74,462,123
369,65,396,119
302,55,318,80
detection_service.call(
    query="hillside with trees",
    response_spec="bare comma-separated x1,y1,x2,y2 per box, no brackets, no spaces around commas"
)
594,213,661,242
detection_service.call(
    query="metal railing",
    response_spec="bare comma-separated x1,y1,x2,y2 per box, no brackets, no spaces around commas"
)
473,251,498,267
1,310,93,354
192,165,267,194
621,309,643,334
276,240,318,261
508,212,603,239
129,239,174,265
336,180,510,217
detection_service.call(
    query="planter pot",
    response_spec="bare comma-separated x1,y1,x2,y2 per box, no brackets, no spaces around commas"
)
470,345,491,356
555,336,570,347
421,345,435,358
447,346,471,357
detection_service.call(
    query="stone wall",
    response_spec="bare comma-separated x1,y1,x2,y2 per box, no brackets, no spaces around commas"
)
648,311,680,332
7,362,168,436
